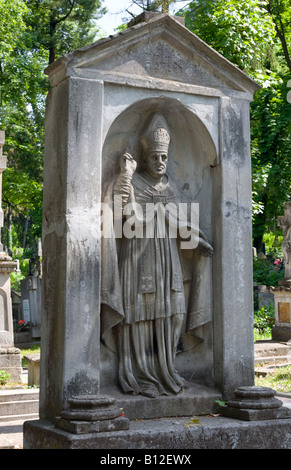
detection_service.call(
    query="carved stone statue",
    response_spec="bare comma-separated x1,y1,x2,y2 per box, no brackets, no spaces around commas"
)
101,114,213,398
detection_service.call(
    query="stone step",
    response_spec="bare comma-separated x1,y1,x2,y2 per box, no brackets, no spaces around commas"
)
255,355,290,365
0,389,39,402
255,361,291,377
0,413,39,423
0,399,39,417
0,389,39,422
254,341,291,358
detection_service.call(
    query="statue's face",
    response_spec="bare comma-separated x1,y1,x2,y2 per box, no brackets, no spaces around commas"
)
144,151,168,179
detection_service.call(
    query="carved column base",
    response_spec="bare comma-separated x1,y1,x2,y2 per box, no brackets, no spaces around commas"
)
55,395,130,434
220,386,291,421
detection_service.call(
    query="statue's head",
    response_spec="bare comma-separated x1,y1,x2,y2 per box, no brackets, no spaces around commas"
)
140,114,170,179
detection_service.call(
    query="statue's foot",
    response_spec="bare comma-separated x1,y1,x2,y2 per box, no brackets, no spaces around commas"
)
139,383,159,398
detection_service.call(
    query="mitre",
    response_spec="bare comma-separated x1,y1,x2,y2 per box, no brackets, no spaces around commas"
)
141,114,171,153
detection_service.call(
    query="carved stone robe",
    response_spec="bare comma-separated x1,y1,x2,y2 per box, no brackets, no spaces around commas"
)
101,171,210,397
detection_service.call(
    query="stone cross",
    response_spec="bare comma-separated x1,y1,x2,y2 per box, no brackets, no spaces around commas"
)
0,131,7,252
278,202,291,281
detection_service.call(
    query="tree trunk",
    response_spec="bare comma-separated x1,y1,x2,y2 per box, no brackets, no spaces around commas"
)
49,17,56,65
23,212,30,251
7,204,12,256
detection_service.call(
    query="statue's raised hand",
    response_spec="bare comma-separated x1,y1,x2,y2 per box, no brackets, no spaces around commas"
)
119,153,137,176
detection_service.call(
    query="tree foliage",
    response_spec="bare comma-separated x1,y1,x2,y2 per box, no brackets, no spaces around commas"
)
0,0,28,62
125,0,184,17
182,0,291,250
267,0,291,73
24,0,106,65
184,0,277,73
0,0,106,258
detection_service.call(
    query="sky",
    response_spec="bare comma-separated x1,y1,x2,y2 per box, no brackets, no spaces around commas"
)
97,0,190,37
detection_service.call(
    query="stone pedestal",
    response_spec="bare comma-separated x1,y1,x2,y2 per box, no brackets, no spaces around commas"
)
0,254,21,383
0,253,21,383
271,281,291,341
0,346,22,383
220,386,291,421
55,395,130,434
24,353,40,387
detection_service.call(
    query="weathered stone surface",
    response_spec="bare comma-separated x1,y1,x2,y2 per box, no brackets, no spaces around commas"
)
55,416,130,435
60,405,122,422
54,394,130,435
24,416,291,449
272,326,291,341
0,254,18,348
100,382,221,420
220,386,291,421
0,347,22,383
220,406,291,421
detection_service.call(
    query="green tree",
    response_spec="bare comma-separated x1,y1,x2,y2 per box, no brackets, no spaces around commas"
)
0,0,27,62
184,0,276,73
0,0,106,256
2,168,42,254
182,0,291,250
250,0,291,248
251,77,291,248
266,0,291,73
24,0,107,65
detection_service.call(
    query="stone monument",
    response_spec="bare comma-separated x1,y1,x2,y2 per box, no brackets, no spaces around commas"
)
20,241,42,340
24,14,291,449
271,201,291,341
0,131,21,383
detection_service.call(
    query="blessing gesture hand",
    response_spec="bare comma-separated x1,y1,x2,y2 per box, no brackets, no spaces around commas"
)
119,153,137,176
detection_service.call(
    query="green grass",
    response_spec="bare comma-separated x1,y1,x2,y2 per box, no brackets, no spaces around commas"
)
255,365,291,393
20,344,40,367
254,329,272,341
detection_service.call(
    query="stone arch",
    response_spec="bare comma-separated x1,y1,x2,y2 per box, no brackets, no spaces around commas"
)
100,96,216,387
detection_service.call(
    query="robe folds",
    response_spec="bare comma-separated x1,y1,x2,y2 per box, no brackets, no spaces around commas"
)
101,171,211,397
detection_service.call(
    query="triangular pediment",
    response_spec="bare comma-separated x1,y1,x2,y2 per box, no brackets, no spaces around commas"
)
46,14,259,94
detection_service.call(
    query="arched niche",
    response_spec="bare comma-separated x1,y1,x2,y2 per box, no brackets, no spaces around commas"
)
100,97,217,389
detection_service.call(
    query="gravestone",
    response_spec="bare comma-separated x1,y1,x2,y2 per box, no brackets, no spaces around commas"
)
271,202,291,341
0,132,21,383
20,252,42,340
256,285,274,310
20,275,42,338
24,13,280,449
15,240,42,345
